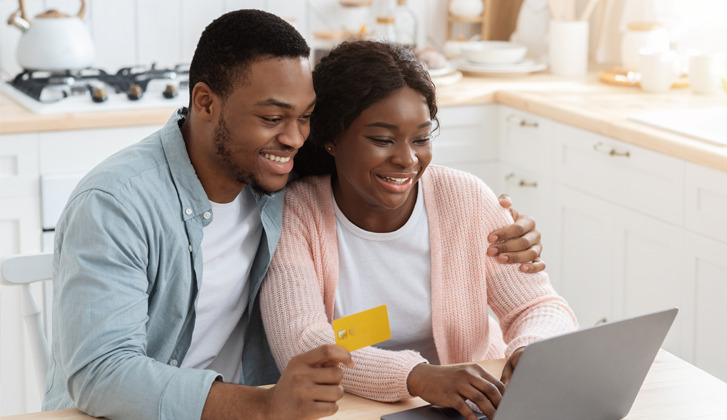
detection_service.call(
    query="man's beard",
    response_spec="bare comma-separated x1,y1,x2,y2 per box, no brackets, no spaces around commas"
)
212,116,285,195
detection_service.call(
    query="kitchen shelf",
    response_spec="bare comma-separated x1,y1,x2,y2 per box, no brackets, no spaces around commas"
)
446,0,493,40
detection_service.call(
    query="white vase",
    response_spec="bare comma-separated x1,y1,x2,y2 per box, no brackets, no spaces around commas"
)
449,0,484,18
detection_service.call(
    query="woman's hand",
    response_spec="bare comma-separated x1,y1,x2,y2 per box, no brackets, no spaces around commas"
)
488,194,545,273
500,346,525,387
406,363,505,420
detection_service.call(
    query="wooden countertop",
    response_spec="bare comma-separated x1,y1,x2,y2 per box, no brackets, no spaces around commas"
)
5,350,727,419
2,72,726,172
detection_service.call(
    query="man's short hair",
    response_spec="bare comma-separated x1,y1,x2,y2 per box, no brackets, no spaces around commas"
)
189,9,310,101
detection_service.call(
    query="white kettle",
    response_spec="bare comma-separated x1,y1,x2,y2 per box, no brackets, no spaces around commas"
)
7,0,95,71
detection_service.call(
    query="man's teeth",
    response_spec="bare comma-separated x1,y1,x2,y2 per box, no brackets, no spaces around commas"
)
380,176,408,184
263,154,290,163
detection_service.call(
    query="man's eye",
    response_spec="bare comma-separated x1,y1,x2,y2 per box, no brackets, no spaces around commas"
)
262,117,282,123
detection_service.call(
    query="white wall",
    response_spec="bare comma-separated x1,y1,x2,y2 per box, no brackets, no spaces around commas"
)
0,0,448,80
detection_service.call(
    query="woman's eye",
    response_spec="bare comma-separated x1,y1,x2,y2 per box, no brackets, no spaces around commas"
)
299,114,312,121
414,137,432,144
368,137,393,145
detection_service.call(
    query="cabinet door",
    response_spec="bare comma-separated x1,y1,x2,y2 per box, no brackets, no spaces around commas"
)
498,105,553,176
551,185,618,328
685,163,727,243
432,105,497,182
683,233,727,382
499,163,560,288
0,133,39,199
552,124,684,225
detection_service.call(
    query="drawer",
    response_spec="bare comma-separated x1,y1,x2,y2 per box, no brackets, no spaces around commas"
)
39,126,158,173
685,163,727,243
0,133,39,198
433,105,497,164
498,105,553,176
552,123,684,225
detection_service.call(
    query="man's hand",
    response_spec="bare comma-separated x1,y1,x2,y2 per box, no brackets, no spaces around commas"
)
202,344,352,420
488,194,545,273
500,346,525,387
406,363,505,420
265,344,353,419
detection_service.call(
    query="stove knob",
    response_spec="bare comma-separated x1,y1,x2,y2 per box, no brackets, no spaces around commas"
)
163,84,179,99
127,84,143,100
92,88,108,103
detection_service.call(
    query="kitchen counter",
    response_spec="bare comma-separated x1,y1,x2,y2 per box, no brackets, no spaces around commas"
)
2,71,726,172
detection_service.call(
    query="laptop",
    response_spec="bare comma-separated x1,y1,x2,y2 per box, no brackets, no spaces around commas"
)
381,308,678,420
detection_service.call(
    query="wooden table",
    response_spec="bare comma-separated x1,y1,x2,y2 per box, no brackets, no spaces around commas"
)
4,349,726,419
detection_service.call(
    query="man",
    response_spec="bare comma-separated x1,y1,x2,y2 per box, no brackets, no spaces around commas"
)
44,9,544,420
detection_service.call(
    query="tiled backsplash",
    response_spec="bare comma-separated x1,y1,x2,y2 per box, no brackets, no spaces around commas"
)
0,0,447,79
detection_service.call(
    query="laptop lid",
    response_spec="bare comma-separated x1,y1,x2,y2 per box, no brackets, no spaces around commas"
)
381,308,678,420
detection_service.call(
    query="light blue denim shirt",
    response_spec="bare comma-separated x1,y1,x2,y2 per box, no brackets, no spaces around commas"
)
43,109,283,419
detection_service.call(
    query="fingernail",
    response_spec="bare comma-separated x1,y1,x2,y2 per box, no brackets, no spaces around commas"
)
522,265,530,272
489,235,498,242
499,255,509,262
487,247,498,256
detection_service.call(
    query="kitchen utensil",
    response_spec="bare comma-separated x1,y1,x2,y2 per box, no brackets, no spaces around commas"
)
548,19,589,76
689,52,726,95
620,22,669,71
579,0,601,21
638,49,678,93
460,41,528,64
7,0,95,71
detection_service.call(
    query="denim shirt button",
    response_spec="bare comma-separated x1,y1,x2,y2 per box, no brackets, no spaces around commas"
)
169,359,178,366
203,211,211,220
188,244,193,252
185,208,192,215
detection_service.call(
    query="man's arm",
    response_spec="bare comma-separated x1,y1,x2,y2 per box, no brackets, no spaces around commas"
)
202,345,352,420
488,194,545,273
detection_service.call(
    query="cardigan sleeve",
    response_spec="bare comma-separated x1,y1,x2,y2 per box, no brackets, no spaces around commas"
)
260,179,427,403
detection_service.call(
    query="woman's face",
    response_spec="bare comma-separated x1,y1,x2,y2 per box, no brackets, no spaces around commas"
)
329,86,433,232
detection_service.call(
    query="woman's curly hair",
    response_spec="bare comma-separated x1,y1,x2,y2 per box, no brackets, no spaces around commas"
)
294,41,438,177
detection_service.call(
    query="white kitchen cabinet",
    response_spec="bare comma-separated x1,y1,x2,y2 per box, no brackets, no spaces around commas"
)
682,233,727,382
684,162,727,243
432,104,498,184
551,124,685,226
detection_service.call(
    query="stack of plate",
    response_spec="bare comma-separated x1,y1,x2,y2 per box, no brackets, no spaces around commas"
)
456,41,547,75
427,64,463,85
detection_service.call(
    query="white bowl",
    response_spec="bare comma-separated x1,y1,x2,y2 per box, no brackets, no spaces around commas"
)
460,41,528,65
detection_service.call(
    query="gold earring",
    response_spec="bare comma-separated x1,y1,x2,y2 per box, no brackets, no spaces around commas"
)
327,146,332,151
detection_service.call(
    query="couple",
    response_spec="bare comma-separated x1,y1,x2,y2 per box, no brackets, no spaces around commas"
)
44,9,576,420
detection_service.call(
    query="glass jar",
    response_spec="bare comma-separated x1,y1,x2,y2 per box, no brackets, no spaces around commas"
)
392,0,417,48
373,15,396,43
620,22,670,71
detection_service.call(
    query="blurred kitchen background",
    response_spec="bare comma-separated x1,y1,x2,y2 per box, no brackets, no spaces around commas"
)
1,0,726,82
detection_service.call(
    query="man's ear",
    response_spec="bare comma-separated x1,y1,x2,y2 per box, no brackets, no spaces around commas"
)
190,82,217,122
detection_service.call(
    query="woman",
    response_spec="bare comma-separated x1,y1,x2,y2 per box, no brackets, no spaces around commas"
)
260,41,577,420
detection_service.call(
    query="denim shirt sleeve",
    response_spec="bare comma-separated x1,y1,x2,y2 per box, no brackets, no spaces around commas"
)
52,188,218,420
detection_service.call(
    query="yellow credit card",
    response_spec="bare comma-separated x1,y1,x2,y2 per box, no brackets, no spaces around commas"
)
332,305,391,352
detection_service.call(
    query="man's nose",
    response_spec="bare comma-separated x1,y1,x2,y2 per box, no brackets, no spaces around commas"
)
278,120,307,149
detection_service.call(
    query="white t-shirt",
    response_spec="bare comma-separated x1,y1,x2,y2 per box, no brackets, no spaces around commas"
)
180,187,262,382
333,182,439,364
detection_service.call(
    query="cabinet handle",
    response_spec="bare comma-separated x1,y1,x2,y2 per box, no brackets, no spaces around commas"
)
593,142,630,157
505,173,538,188
506,114,539,128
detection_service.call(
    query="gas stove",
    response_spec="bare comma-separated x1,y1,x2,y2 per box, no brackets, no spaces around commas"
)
1,63,190,114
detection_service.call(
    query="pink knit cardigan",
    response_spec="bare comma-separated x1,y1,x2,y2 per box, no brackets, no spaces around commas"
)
260,165,577,402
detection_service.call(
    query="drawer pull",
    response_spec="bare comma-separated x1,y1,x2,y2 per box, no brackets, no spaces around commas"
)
505,173,538,188
593,142,630,157
506,114,539,128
